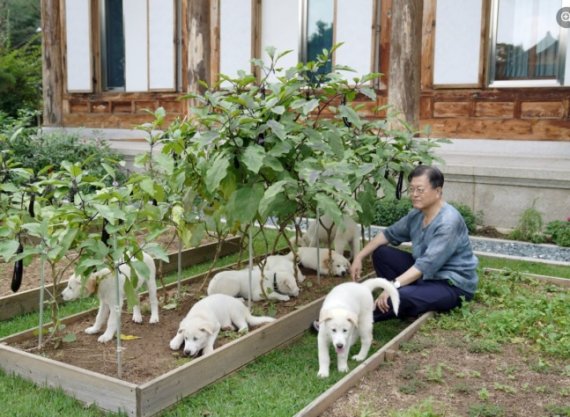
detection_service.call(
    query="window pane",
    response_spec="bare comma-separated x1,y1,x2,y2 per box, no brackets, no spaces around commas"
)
495,0,561,80
104,0,125,89
306,0,334,73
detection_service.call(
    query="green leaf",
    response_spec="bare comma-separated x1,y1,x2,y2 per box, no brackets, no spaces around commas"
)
205,154,230,194
153,153,175,175
315,194,343,225
302,99,319,115
358,86,376,101
123,277,139,310
242,145,266,174
267,120,286,140
93,204,126,225
227,184,264,225
140,178,156,197
339,105,363,129
0,240,19,262
62,333,77,343
142,243,169,263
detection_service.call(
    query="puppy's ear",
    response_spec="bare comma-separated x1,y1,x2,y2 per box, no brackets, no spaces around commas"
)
199,325,214,335
346,312,359,328
319,311,332,323
84,275,97,295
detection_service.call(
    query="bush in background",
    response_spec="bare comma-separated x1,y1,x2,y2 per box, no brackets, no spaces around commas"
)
373,197,413,226
374,197,478,235
0,121,127,185
509,204,545,244
448,201,477,234
546,220,570,247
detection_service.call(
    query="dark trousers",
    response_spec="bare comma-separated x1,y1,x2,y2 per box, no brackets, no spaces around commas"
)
371,246,471,321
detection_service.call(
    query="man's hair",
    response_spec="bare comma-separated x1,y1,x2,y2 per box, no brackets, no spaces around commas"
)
408,165,444,189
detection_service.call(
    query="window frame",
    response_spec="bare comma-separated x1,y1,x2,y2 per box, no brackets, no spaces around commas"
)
487,0,570,88
99,0,126,92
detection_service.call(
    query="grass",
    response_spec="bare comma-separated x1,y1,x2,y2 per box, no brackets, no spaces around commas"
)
0,248,569,416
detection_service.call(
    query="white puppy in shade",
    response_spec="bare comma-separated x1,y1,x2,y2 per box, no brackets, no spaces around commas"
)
169,294,275,357
207,266,299,302
303,214,361,260
287,247,351,277
61,252,159,343
317,278,400,378
264,254,305,283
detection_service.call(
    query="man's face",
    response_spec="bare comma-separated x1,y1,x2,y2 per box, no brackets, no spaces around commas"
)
408,174,441,210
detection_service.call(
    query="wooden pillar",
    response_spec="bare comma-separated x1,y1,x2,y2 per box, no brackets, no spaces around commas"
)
387,0,423,131
41,0,64,126
187,0,211,97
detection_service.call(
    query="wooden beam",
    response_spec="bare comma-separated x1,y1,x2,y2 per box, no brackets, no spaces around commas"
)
387,0,423,130
41,0,64,126
187,0,211,97
420,0,436,91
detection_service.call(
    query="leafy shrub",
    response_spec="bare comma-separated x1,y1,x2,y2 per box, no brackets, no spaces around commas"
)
0,130,127,184
449,201,477,234
546,220,570,247
510,205,545,243
0,42,42,116
373,197,413,226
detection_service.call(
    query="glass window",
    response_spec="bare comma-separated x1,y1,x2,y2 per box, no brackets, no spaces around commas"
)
303,0,334,73
490,0,566,85
101,0,125,90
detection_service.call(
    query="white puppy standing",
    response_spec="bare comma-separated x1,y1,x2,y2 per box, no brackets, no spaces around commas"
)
287,247,351,277
303,214,361,260
317,278,400,378
61,252,159,343
169,294,275,357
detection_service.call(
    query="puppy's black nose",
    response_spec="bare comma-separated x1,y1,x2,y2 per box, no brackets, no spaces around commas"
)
336,343,344,349
340,271,346,277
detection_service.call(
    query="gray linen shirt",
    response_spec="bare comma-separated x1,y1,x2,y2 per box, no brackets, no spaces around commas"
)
383,202,479,295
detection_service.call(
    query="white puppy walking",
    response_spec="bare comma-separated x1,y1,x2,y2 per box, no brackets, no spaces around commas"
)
169,294,275,357
287,247,351,277
303,214,361,259
317,278,400,378
207,266,299,301
61,252,159,343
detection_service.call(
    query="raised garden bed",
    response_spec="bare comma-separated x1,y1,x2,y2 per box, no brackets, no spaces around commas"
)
0,263,342,416
0,236,241,321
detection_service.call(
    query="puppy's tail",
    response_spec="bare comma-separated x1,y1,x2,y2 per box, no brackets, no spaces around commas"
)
246,312,276,327
361,278,400,316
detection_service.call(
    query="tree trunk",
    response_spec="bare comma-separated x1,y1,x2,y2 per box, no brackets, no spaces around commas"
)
387,0,423,131
41,0,63,126
187,0,211,98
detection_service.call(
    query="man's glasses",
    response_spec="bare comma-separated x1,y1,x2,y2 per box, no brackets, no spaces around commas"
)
407,187,428,196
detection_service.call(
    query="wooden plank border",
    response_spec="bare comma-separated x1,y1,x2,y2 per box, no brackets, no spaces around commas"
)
0,237,241,322
294,312,434,417
483,267,570,287
0,344,139,417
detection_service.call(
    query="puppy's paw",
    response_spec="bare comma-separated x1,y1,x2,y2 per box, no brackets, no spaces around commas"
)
169,338,182,351
149,316,159,324
84,326,99,335
352,353,366,362
97,333,113,343
338,364,349,373
317,369,329,378
132,314,143,324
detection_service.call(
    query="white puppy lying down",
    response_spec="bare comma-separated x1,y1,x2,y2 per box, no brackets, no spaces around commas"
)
287,247,351,277
61,252,159,343
169,294,275,356
317,278,400,378
264,254,305,283
207,266,299,302
303,214,361,260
